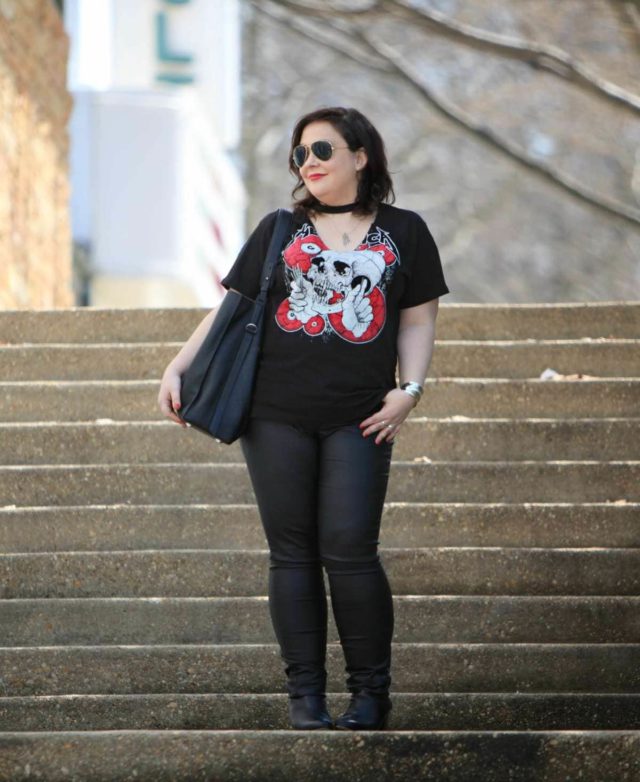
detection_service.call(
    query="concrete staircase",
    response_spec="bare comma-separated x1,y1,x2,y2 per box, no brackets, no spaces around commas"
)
0,302,638,781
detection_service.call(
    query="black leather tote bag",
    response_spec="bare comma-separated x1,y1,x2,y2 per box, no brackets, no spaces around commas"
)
178,208,293,444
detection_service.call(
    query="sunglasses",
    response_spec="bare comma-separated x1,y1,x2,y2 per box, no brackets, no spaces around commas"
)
291,140,350,168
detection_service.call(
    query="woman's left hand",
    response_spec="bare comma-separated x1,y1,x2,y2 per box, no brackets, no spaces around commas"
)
359,388,417,445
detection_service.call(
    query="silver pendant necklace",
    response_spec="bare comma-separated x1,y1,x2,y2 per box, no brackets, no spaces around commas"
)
312,210,373,249
338,214,365,247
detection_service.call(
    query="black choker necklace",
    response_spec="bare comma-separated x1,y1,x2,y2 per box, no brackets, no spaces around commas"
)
312,200,359,213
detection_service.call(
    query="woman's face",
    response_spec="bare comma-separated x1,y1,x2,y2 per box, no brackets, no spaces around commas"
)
296,120,367,206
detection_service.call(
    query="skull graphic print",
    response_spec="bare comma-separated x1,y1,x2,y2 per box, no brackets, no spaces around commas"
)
275,222,400,343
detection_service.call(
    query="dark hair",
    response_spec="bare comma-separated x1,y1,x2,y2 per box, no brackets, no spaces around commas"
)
288,106,395,217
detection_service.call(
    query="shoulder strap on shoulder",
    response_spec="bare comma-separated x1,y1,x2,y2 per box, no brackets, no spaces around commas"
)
258,208,293,294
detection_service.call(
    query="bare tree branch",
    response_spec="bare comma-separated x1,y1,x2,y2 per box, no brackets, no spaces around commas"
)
622,0,640,36
252,0,393,71
389,0,640,115
359,29,640,228
277,0,380,10
253,0,640,229
266,0,640,115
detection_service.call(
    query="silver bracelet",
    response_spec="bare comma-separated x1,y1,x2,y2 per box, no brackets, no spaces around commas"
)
400,381,424,402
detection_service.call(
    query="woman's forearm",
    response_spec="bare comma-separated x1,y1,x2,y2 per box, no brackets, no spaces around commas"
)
166,303,222,375
397,322,436,386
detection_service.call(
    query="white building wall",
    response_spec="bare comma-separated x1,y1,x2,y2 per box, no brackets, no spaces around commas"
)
64,0,245,307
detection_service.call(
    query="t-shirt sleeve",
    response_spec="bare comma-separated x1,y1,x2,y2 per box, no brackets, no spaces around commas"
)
220,210,279,300
398,212,450,308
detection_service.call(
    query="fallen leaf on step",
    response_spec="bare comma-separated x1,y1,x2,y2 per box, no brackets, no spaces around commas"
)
539,367,599,381
412,456,432,463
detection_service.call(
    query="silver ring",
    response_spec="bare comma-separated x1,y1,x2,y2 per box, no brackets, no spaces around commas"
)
386,424,394,429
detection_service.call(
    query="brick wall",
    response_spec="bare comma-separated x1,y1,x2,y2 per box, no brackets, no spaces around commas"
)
0,0,73,309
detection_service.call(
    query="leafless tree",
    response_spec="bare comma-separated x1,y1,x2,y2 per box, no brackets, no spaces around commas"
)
241,0,640,301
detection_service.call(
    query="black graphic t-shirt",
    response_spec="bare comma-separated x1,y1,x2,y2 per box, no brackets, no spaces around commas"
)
220,202,450,429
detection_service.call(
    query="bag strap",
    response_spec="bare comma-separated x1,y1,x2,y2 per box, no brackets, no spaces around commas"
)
211,209,293,432
256,208,293,300
240,208,293,334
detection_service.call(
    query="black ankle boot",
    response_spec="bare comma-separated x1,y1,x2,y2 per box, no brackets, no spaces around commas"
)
288,694,334,729
334,691,392,731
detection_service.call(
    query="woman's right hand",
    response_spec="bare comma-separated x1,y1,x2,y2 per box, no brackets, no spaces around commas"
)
156,304,222,428
158,366,187,427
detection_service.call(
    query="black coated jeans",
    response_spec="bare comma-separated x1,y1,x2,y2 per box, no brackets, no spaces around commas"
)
240,417,395,698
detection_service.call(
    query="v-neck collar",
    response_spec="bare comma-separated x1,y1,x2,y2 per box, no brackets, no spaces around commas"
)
304,203,385,253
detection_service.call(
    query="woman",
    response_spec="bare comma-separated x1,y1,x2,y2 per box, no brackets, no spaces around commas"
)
158,106,449,731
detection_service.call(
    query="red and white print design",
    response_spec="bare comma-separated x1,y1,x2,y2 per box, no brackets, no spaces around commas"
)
275,222,400,343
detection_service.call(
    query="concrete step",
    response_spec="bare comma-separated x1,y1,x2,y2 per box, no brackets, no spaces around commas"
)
0,302,636,781
1,693,639,732
2,419,638,465
1,503,637,553
1,462,636,506
2,596,638,646
1,548,638,598
1,340,638,380
1,644,638,696
1,729,638,782
2,378,638,421
1,302,638,342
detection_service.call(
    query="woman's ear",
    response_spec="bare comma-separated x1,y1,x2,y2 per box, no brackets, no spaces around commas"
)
355,147,368,171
